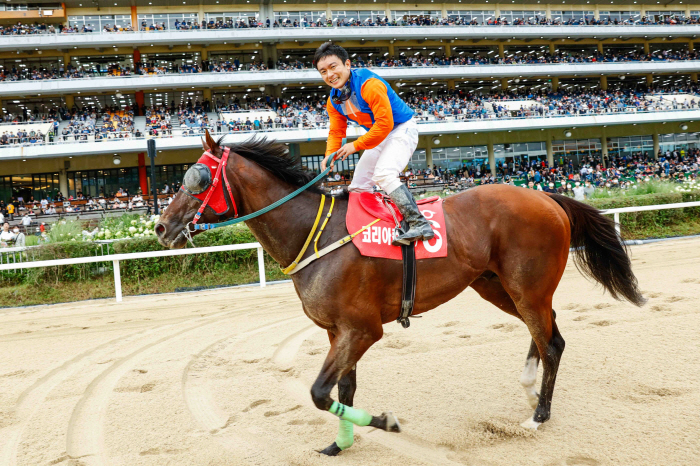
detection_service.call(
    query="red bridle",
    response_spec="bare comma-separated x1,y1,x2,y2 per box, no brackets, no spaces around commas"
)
182,146,239,225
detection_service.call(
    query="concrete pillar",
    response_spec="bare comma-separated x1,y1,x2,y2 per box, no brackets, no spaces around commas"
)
551,77,559,92
202,88,212,102
546,136,554,168
0,99,3,115
64,94,75,110
692,73,698,83
131,5,137,29
135,91,144,116
288,143,300,162
601,127,608,168
597,42,604,54
487,141,496,176
689,41,695,53
447,79,455,91
644,41,650,54
201,48,208,61
653,133,660,159
425,145,433,169
138,153,148,194
498,43,505,59
388,43,395,57
59,168,68,197
445,44,452,58
500,78,509,91
549,42,556,55
600,76,608,91
646,74,654,87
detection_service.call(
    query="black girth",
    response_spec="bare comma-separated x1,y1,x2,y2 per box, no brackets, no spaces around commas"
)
398,219,417,329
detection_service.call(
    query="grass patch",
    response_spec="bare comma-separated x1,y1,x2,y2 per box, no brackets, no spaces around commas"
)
0,258,287,308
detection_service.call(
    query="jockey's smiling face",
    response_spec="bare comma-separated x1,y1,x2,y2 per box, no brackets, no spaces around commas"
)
316,55,352,90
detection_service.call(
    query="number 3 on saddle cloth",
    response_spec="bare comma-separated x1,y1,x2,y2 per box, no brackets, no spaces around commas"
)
346,192,448,260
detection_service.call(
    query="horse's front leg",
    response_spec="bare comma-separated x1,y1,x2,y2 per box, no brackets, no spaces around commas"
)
318,365,356,456
311,329,400,455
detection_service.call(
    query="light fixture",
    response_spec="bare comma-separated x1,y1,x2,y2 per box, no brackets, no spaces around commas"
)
431,137,440,145
564,130,573,138
259,86,266,92
680,124,689,131
113,155,122,165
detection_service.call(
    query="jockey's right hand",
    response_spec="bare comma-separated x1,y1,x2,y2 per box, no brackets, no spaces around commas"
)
321,154,334,172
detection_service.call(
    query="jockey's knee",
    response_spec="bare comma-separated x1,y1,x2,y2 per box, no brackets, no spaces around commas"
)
372,174,402,194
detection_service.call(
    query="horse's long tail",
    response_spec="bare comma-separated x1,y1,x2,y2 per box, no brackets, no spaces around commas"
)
548,193,646,307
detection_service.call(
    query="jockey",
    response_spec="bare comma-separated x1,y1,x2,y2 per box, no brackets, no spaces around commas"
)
314,42,434,246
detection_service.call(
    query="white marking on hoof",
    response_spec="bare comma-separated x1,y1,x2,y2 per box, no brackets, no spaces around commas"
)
520,357,539,409
520,415,541,430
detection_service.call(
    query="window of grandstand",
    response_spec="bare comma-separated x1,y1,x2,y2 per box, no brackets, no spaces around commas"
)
274,11,327,25
301,154,360,175
137,13,199,31
0,172,60,202
71,54,134,75
331,10,388,23
550,11,595,22
68,164,190,198
445,10,495,24
608,135,655,158
597,11,641,22
205,11,259,26
645,11,685,22
498,10,546,23
209,51,265,70
552,138,602,167
140,52,201,74
0,2,60,10
0,57,63,78
692,11,700,19
659,132,700,153
392,10,443,23
68,15,132,32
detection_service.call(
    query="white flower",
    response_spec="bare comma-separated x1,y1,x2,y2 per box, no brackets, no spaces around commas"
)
138,227,144,232
128,226,137,234
130,220,137,225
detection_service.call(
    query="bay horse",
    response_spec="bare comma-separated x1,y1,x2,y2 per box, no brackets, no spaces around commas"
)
155,131,645,456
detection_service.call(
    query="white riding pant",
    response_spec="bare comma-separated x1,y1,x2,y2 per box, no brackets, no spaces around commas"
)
348,118,419,194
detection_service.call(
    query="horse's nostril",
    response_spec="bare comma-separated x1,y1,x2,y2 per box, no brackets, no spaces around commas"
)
155,223,166,237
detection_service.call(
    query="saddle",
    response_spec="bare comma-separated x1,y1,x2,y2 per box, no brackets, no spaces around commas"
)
346,192,448,328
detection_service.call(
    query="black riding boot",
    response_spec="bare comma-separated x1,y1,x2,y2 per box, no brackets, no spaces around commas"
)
387,185,435,246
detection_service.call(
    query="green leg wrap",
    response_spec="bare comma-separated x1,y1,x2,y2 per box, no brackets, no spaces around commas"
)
335,420,354,450
329,401,372,426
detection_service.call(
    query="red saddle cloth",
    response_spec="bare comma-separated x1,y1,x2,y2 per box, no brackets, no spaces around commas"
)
346,192,448,260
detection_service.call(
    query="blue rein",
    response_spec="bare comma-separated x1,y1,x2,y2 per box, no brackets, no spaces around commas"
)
190,138,346,231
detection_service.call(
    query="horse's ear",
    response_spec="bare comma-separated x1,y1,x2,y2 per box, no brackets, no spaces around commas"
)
201,136,210,153
205,129,218,153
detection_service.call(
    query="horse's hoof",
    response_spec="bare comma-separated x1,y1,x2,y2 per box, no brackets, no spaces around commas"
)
520,415,542,430
318,442,342,456
369,412,401,432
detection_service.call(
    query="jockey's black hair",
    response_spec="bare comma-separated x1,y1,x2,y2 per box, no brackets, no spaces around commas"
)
220,136,323,194
313,42,349,69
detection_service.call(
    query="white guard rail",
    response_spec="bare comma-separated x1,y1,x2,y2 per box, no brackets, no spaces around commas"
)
0,242,266,303
601,200,700,234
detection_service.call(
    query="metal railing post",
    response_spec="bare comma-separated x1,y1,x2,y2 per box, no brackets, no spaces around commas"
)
113,259,122,302
614,212,621,235
257,246,266,288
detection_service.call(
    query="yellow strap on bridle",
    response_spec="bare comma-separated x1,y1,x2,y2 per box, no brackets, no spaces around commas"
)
281,195,326,275
314,196,335,258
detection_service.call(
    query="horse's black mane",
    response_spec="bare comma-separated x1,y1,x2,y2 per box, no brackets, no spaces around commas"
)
220,136,326,195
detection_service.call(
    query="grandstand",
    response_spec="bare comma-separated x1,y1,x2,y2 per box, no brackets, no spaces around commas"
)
1,1,700,202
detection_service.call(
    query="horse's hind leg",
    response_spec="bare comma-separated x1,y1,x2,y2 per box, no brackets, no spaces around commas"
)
520,339,541,410
518,304,565,430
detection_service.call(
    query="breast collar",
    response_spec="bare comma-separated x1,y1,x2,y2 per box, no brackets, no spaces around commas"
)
180,146,238,224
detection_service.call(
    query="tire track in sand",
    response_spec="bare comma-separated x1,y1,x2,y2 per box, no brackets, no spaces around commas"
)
273,326,463,466
64,307,265,466
1,319,197,466
182,315,306,466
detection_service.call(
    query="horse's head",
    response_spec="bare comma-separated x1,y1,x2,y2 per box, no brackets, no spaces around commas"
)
155,129,235,249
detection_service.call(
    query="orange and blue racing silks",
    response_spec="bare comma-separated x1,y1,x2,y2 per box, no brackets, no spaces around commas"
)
326,68,415,156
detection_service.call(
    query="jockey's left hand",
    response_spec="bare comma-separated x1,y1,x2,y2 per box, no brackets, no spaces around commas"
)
335,142,358,161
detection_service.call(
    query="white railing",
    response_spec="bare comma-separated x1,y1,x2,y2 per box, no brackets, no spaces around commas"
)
0,242,267,303
602,200,700,234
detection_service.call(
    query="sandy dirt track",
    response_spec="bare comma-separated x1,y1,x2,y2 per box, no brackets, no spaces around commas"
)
0,238,699,466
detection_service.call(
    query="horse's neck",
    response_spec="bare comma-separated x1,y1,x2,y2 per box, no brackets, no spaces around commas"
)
239,178,326,267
